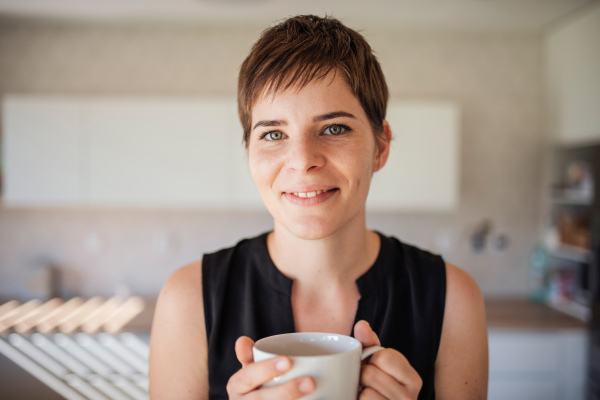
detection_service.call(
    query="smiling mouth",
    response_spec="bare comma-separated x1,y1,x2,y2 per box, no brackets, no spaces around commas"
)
290,188,338,198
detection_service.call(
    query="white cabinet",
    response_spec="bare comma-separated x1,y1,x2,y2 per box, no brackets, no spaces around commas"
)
2,98,84,205
545,4,600,145
3,96,265,209
367,101,459,212
2,96,460,210
84,98,259,207
488,329,588,400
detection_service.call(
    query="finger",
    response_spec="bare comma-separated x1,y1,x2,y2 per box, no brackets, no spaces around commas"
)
354,320,381,348
246,376,316,400
369,349,422,394
359,387,386,400
361,364,411,400
235,336,255,367
227,356,293,395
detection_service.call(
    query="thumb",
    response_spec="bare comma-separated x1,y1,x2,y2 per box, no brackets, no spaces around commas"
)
235,336,255,367
354,320,381,348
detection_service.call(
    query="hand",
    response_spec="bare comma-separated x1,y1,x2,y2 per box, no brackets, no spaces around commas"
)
226,336,316,399
354,321,422,399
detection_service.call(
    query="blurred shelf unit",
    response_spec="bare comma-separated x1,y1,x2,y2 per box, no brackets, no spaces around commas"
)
549,195,593,207
547,243,592,264
544,144,600,321
546,297,592,322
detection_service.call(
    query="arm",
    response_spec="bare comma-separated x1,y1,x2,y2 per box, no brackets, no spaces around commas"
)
149,260,315,399
149,261,209,399
434,262,488,400
354,262,488,400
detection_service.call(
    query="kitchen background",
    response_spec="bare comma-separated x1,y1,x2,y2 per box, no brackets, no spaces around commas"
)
0,0,599,399
0,5,553,299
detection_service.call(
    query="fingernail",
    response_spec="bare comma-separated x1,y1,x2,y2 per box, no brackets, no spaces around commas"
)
275,357,291,371
298,378,314,393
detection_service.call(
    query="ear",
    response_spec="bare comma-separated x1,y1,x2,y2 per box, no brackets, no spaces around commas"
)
373,119,392,173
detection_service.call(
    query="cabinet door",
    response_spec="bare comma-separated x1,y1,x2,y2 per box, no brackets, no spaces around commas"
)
488,329,587,400
489,331,561,372
2,96,83,206
488,379,561,400
222,113,265,211
85,98,263,208
488,331,562,400
366,101,459,212
546,5,600,145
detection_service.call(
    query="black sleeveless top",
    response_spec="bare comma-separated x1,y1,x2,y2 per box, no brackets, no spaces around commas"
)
202,232,446,399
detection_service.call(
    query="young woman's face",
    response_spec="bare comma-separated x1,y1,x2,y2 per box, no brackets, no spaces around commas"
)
248,72,389,240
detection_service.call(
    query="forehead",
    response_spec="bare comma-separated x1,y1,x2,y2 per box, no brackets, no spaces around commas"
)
251,72,363,119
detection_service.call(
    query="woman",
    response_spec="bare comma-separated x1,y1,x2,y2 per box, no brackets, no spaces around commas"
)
149,15,488,400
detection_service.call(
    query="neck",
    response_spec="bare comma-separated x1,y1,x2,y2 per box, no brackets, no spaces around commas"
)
267,213,380,289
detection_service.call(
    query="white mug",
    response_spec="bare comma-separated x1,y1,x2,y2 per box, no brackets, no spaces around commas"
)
253,332,384,400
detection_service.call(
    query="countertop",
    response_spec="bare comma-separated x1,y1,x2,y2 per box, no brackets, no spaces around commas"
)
125,297,589,332
484,298,588,330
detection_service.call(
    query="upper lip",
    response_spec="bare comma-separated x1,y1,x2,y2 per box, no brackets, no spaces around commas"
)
282,185,338,193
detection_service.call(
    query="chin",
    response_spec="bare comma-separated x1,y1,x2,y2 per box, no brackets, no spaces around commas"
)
280,216,343,241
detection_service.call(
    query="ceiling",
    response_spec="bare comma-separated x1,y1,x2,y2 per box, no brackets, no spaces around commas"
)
0,0,595,31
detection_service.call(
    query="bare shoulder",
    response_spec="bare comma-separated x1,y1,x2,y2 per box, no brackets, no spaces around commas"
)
434,262,488,400
156,260,203,309
149,260,208,400
445,262,485,315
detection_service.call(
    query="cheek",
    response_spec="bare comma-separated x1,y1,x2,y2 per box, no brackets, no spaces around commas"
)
248,149,279,188
350,146,378,194
346,142,377,176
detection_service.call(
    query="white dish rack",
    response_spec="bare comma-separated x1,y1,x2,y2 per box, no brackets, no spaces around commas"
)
0,297,149,400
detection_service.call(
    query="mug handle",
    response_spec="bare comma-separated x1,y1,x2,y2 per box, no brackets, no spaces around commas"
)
361,345,384,360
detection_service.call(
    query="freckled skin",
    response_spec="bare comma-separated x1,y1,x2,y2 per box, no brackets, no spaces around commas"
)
247,73,383,241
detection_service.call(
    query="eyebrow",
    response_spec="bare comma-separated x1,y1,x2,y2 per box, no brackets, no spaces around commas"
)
252,119,286,131
252,111,357,131
313,111,357,122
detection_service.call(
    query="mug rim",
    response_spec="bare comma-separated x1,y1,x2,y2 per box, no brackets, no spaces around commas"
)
253,332,361,358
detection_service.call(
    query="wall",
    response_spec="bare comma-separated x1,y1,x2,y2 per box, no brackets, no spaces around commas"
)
0,18,544,299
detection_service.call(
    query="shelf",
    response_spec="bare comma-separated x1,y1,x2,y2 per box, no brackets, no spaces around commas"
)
549,197,593,206
550,186,594,205
547,244,592,263
546,298,591,322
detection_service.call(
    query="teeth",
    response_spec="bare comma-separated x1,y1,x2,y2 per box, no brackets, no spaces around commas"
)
291,189,331,198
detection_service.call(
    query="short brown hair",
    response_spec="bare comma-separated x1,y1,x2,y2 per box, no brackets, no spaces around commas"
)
238,15,389,147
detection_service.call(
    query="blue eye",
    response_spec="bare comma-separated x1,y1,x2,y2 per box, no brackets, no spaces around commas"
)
324,124,347,136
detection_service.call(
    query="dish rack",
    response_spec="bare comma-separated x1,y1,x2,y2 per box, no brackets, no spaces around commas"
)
0,297,149,400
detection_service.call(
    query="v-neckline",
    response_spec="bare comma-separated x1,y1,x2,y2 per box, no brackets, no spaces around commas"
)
257,231,391,336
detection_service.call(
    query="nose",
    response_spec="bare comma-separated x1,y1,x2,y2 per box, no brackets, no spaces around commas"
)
286,135,325,173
